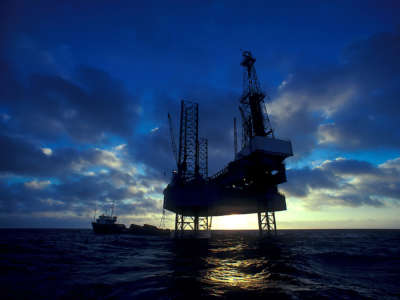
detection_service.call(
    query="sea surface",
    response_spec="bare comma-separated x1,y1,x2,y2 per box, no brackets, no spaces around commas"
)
0,229,399,299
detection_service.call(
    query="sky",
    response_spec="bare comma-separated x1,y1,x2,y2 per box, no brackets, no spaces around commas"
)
1,0,399,229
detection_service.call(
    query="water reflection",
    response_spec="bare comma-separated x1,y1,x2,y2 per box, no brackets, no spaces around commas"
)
169,233,283,299
202,257,271,291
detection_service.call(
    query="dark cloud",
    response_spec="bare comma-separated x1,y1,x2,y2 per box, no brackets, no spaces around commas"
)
320,158,378,176
271,31,400,156
0,56,158,225
282,167,339,198
0,133,129,178
282,157,400,208
0,134,78,177
1,62,138,143
0,169,163,219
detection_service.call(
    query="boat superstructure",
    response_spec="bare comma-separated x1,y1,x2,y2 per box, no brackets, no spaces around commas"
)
91,202,126,234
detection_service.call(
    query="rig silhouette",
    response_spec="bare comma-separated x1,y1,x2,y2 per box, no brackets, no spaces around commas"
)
163,51,293,237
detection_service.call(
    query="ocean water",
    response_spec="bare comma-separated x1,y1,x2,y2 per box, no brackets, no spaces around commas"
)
0,229,399,299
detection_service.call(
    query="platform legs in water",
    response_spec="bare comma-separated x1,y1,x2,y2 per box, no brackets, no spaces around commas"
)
173,213,212,239
258,211,277,236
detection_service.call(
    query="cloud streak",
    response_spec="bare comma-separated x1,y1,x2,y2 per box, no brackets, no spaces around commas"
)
283,157,400,209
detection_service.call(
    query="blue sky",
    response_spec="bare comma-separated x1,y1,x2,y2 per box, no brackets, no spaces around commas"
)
1,0,399,228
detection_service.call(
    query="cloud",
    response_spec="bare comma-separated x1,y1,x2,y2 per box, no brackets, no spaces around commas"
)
270,31,400,156
41,147,52,156
1,62,139,143
0,134,76,177
24,180,51,190
0,167,165,221
282,157,400,209
0,55,161,225
0,132,139,180
1,26,399,227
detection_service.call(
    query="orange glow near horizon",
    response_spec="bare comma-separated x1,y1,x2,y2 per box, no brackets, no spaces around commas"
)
212,214,257,230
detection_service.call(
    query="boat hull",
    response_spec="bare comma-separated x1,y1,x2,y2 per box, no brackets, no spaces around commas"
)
170,230,211,239
91,222,126,234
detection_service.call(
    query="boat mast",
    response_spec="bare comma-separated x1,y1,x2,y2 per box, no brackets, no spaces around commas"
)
93,202,98,221
111,199,115,217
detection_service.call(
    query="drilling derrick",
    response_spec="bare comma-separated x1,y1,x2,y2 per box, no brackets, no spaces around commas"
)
165,100,211,238
236,50,292,234
240,51,274,141
177,101,199,181
198,137,208,178
163,52,293,238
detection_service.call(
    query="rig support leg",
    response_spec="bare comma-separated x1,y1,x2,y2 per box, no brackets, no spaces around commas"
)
194,215,199,232
258,211,262,236
173,213,212,238
258,211,277,236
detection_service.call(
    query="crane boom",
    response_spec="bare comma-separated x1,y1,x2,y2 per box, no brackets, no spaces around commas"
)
168,113,178,167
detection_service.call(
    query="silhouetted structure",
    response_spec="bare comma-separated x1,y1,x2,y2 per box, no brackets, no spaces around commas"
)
164,51,293,237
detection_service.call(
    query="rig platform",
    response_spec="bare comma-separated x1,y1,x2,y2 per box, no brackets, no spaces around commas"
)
163,51,293,237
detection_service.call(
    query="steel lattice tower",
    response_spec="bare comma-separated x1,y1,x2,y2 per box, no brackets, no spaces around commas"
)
199,137,208,178
178,101,199,181
239,51,274,148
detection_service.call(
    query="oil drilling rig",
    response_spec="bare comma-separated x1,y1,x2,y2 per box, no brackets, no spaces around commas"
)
163,51,293,237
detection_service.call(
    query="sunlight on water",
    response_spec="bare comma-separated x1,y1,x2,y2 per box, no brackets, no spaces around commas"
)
202,257,270,292
200,243,271,295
